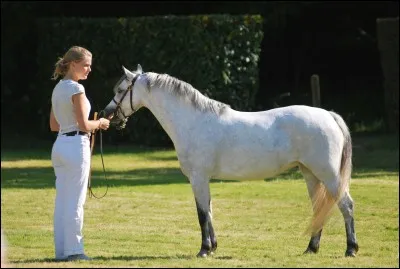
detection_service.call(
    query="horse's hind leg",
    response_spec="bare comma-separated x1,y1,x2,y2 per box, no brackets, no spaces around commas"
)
337,191,359,257
300,164,323,254
305,164,359,257
190,173,216,257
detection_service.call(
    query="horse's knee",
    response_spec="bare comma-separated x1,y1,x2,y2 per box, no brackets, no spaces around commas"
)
338,192,354,214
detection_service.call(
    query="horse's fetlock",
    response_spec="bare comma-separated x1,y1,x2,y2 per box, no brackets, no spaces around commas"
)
211,241,218,252
201,243,212,251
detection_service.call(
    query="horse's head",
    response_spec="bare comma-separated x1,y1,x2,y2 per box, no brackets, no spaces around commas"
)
103,64,144,130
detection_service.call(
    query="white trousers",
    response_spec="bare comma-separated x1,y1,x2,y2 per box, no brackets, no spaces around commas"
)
51,135,90,259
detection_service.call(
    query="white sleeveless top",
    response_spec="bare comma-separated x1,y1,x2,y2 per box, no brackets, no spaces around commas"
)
51,79,91,134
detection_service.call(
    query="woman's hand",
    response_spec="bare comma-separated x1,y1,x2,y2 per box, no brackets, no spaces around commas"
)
98,118,110,130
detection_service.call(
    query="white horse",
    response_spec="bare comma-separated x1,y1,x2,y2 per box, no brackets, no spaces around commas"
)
103,64,359,258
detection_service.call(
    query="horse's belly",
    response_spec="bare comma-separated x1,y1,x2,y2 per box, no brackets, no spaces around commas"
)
214,170,279,180
213,151,297,180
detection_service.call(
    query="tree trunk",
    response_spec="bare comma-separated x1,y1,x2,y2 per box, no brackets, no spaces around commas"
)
377,17,399,133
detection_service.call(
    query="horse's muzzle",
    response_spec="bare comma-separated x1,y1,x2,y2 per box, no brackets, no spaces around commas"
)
103,107,116,119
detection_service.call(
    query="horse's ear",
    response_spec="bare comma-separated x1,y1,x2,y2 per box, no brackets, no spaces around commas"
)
122,65,134,80
137,64,143,74
122,65,130,75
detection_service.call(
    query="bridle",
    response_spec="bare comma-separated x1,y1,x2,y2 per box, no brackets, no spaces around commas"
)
112,75,140,124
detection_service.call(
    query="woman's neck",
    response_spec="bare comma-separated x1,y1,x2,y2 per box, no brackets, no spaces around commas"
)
63,74,79,82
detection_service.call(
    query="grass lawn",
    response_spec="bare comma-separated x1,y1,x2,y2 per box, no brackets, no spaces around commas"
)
1,134,398,268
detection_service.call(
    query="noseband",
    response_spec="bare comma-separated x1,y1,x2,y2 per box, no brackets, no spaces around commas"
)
112,75,139,122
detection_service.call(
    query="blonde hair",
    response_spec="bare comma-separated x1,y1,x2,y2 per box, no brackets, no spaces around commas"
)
51,46,92,80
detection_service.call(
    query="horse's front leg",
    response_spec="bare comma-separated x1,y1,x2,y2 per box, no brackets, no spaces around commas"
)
190,173,217,257
208,199,217,254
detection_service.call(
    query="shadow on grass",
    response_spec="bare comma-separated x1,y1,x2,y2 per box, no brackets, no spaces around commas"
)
3,163,396,191
1,166,240,189
95,254,233,261
352,170,399,179
13,254,232,263
144,155,179,161
1,149,52,162
92,254,194,261
0,145,177,162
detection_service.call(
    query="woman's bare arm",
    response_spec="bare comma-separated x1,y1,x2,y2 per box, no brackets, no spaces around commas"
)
73,93,108,132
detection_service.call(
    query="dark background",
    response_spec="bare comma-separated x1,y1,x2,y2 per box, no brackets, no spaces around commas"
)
1,1,399,147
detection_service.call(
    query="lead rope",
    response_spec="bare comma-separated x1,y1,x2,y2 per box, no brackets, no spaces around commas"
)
88,111,109,199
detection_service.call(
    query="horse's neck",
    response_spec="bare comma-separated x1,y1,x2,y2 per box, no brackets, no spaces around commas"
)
143,89,199,147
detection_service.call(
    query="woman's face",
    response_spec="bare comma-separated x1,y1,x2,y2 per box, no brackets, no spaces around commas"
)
71,56,92,81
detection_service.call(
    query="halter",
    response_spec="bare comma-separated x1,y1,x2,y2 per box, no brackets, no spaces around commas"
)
112,75,139,122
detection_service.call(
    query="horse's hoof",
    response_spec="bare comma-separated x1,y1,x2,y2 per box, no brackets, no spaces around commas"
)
303,248,318,255
196,249,210,258
345,250,357,257
345,244,358,257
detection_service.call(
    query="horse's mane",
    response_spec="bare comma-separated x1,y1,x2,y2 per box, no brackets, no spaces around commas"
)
144,72,229,116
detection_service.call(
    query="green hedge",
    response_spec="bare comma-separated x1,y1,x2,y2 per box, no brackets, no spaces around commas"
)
36,15,263,146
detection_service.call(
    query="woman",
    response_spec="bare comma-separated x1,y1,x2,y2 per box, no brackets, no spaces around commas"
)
49,46,110,261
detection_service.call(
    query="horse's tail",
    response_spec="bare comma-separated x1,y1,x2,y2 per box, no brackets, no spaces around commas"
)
308,111,352,235
329,111,352,188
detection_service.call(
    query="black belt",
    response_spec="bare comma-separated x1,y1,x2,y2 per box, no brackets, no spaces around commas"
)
63,131,90,137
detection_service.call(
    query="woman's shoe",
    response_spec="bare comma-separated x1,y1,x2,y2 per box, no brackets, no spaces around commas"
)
66,254,92,261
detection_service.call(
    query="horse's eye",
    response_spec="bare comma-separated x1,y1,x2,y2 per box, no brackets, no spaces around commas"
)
117,89,124,94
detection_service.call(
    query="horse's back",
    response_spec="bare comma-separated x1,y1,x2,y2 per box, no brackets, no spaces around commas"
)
224,105,340,141
231,105,332,124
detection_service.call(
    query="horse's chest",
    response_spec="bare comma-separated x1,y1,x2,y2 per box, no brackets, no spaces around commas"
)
175,148,217,177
